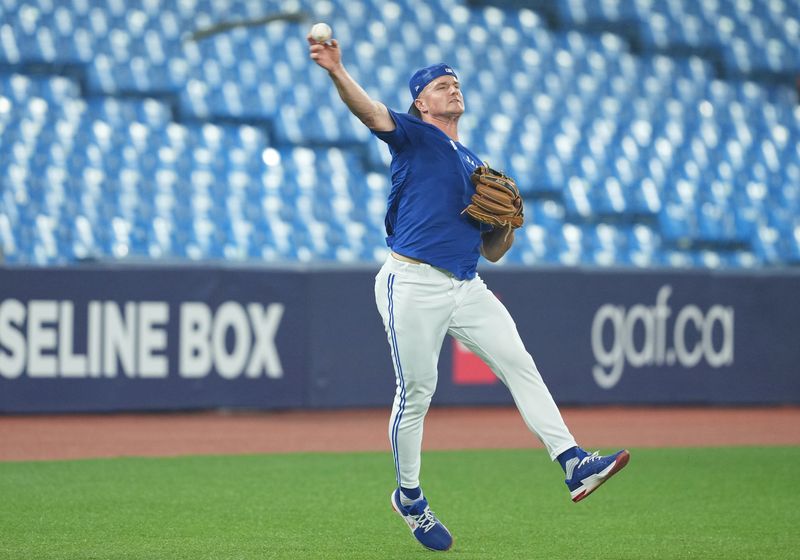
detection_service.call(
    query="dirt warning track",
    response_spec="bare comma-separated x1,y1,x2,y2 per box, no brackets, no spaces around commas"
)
1,406,798,462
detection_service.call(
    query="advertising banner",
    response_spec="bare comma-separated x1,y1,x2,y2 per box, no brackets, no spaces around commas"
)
1,265,798,412
0,266,308,412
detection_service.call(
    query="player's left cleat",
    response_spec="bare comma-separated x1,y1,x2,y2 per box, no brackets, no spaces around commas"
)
565,449,630,503
390,489,453,551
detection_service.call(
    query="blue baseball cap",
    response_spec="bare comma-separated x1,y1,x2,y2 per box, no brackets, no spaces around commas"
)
408,63,458,100
407,63,458,115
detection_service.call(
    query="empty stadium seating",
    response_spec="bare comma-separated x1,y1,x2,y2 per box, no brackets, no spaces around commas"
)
0,0,798,269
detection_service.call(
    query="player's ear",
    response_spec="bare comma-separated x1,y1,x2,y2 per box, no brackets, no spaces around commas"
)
415,98,426,114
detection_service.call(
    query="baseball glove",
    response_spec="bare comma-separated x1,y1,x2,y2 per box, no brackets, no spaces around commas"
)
463,165,524,229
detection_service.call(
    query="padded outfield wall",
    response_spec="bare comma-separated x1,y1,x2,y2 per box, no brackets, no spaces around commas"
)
0,264,798,413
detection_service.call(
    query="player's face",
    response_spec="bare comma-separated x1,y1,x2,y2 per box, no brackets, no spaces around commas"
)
417,76,464,118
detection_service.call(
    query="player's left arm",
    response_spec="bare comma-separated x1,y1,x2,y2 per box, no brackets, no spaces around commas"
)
480,228,514,262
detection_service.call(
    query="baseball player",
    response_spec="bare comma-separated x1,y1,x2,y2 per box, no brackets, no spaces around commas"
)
308,34,630,552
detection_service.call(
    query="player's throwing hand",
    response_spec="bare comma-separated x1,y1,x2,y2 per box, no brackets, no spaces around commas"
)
307,35,341,73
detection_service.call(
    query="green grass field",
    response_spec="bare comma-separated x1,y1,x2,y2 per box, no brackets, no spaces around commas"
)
1,447,797,559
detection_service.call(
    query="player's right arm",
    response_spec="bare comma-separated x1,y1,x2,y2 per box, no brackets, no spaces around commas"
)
307,36,395,132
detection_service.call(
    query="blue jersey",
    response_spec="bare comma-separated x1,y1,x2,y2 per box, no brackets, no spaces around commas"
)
373,109,487,280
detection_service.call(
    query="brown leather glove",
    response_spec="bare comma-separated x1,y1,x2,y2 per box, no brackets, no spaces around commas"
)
463,165,524,229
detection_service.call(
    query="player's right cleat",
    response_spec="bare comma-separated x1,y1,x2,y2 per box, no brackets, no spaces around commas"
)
390,489,453,551
565,449,630,503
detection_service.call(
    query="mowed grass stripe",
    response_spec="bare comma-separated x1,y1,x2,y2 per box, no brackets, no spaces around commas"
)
0,447,797,559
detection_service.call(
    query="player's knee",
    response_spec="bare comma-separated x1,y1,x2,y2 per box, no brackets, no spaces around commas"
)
402,384,435,413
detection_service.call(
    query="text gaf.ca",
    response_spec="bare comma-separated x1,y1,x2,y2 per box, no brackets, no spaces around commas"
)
590,285,733,389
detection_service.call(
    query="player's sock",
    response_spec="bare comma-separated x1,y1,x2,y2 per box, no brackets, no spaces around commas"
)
556,446,588,473
399,486,422,506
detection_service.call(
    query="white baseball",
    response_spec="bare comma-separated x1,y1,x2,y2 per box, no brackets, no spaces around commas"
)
310,22,332,43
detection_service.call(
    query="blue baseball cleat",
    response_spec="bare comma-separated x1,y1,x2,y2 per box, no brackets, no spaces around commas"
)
565,449,630,503
390,489,453,551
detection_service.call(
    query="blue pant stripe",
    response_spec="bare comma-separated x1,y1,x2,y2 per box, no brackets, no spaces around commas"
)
387,273,406,487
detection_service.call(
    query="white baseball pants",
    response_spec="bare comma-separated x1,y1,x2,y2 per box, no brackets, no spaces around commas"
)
374,254,578,489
